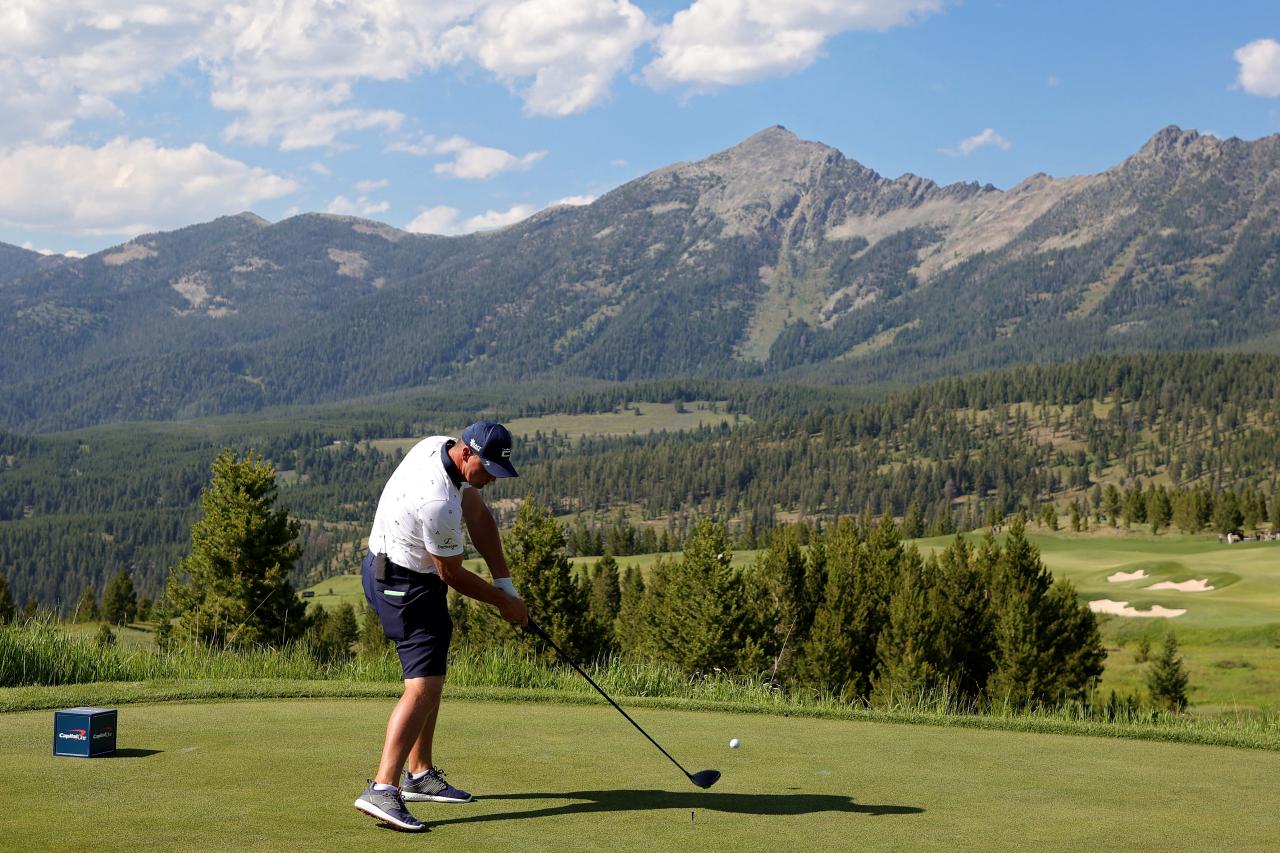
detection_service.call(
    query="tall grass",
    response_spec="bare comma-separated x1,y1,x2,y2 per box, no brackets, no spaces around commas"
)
3,618,1277,750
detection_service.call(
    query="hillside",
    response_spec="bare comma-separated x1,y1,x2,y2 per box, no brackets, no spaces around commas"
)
3,126,1280,431
2,351,1278,610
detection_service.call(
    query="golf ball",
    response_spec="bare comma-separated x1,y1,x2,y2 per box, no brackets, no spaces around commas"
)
729,738,740,749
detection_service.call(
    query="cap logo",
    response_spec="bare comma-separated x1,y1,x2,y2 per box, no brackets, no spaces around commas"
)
501,448,511,458
469,439,482,452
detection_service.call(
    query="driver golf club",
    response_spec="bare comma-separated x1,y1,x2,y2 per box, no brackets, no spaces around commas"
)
526,617,721,789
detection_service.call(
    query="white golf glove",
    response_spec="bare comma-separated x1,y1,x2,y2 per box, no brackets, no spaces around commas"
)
493,576,519,599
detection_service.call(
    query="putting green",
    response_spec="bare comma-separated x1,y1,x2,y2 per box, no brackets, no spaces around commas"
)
3,698,1277,850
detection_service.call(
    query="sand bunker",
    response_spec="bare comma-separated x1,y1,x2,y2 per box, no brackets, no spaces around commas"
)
1088,599,1186,618
1146,579,1215,592
1107,570,1149,582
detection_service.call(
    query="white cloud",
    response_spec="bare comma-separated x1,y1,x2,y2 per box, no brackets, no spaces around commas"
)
552,194,596,206
356,178,390,192
406,199,563,235
326,195,391,217
643,0,944,89
444,0,654,115
0,137,297,235
21,240,86,258
406,205,463,235
1235,38,1280,97
940,128,1011,157
213,77,404,150
432,137,547,179
310,162,333,176
464,203,538,231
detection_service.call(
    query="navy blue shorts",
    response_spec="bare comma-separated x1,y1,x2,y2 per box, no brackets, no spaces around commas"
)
361,552,453,679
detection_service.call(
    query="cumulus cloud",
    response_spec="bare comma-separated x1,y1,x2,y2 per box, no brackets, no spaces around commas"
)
326,195,391,217
447,0,654,115
405,205,464,235
0,137,297,235
432,137,547,179
939,128,1011,157
1235,38,1280,97
406,200,556,235
21,240,86,258
0,1,658,147
356,178,390,192
643,0,944,89
552,194,596,206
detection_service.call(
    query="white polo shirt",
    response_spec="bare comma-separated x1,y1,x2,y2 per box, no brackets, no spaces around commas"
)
368,436,470,574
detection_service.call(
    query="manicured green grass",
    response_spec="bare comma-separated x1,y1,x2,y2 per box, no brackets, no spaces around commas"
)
3,697,1277,850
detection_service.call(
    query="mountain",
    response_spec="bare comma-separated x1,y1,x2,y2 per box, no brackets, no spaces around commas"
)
3,125,1280,431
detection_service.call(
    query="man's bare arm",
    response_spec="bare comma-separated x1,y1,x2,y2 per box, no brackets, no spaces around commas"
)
431,552,527,626
461,487,510,580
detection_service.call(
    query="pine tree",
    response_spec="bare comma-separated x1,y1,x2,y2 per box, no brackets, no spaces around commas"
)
165,449,307,648
0,573,14,624
73,585,100,623
506,500,594,661
748,525,813,684
622,520,766,674
871,548,942,706
795,515,898,700
1146,633,1189,712
102,569,138,625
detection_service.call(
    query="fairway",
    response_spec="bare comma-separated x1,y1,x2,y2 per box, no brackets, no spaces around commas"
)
3,698,1277,851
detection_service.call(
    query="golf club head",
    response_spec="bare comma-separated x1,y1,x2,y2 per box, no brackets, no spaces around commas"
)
689,769,721,789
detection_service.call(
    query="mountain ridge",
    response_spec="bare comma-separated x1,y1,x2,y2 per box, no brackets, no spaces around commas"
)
3,124,1279,431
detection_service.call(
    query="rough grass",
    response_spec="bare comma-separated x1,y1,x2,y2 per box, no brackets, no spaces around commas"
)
3,619,1278,751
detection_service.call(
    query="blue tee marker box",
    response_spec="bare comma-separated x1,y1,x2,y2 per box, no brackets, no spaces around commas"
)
54,707,117,757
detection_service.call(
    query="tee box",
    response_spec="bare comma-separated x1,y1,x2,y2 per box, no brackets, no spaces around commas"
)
54,707,117,757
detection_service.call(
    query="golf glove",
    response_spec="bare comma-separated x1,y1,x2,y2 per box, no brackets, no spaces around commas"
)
493,576,519,599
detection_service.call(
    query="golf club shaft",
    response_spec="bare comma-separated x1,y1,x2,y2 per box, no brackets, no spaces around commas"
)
528,618,693,779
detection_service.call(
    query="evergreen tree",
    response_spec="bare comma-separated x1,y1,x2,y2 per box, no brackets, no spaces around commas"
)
935,534,997,699
748,525,811,683
165,449,308,648
506,500,595,661
0,573,14,624
1146,633,1189,712
614,564,650,654
985,517,1104,708
901,502,924,539
357,602,394,658
622,520,766,674
73,585,100,623
871,547,942,706
308,601,359,662
102,569,138,625
136,596,152,623
1211,491,1243,535
795,515,898,700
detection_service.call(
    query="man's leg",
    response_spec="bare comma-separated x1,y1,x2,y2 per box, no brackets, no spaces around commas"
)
374,676,440,786
406,676,444,774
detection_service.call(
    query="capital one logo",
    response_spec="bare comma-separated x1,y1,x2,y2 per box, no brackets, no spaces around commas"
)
93,727,113,740
59,729,87,741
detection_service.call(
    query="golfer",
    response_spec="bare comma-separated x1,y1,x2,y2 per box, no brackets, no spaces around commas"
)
354,420,528,832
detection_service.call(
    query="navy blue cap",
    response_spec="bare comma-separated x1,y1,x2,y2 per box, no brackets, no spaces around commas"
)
461,421,518,478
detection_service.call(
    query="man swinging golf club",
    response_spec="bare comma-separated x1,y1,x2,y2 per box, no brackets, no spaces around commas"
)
354,420,528,832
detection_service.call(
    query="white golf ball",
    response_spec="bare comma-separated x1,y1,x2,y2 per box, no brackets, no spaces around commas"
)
729,738,740,749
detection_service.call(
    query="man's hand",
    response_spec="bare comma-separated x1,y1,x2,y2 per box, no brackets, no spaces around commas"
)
498,594,529,627
492,576,518,598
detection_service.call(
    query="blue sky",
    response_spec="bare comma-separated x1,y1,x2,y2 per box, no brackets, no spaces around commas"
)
2,0,1278,257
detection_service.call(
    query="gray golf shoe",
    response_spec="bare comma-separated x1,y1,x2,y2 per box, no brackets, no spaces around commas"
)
401,767,474,803
354,781,426,831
